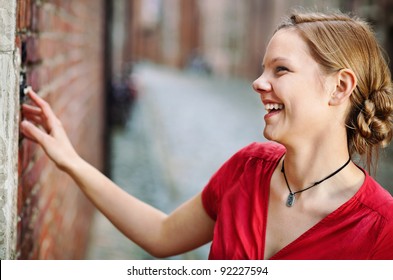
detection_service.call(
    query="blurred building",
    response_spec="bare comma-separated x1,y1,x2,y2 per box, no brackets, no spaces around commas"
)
129,0,393,79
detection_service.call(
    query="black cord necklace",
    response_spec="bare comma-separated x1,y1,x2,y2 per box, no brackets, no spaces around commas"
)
281,157,351,207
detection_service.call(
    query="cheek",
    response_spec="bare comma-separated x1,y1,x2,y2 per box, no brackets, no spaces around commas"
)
274,76,327,117
286,96,324,124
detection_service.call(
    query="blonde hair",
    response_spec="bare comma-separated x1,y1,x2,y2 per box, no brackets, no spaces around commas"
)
277,11,393,173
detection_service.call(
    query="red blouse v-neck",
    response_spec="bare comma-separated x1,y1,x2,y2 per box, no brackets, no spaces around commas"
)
201,142,393,259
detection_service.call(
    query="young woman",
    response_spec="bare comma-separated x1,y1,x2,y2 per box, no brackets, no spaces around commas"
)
21,11,393,259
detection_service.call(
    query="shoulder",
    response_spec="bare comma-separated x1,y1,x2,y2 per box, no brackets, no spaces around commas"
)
361,176,393,259
201,141,285,220
351,173,393,259
221,141,286,177
207,141,285,179
360,175,393,221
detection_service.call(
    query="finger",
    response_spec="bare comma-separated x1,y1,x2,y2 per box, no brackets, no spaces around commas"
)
26,89,59,131
27,89,56,119
22,115,50,132
22,104,52,132
22,103,43,115
20,120,50,146
26,89,46,108
22,101,53,132
22,114,42,124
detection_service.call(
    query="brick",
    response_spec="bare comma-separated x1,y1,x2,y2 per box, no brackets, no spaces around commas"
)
25,0,32,30
19,140,38,172
14,36,22,52
25,36,40,64
15,219,23,254
26,65,47,91
21,155,47,198
17,0,27,30
38,3,55,32
30,1,40,32
38,36,60,61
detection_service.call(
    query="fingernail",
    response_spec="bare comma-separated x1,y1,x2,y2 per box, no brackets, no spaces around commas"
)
21,120,30,127
24,86,32,95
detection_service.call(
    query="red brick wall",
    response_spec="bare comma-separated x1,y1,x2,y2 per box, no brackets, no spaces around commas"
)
16,0,105,259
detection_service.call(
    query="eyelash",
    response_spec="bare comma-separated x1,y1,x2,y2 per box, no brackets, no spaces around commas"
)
276,66,289,73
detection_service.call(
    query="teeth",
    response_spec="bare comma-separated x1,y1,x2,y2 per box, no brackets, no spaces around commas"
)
264,103,284,110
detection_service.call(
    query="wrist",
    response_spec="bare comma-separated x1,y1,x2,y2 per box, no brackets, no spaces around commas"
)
58,151,84,174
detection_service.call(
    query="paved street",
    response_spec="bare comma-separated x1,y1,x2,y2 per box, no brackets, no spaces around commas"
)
85,63,265,259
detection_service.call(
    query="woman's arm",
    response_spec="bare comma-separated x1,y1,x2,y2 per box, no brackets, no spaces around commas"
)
20,89,215,258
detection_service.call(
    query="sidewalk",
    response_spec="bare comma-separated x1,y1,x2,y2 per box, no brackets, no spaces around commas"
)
85,63,266,259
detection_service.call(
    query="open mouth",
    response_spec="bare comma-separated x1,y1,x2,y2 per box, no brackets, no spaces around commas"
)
264,103,284,114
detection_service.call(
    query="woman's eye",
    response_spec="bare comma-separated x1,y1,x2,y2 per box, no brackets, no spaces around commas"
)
276,66,289,73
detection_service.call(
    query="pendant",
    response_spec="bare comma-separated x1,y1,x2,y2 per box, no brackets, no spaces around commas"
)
286,193,295,207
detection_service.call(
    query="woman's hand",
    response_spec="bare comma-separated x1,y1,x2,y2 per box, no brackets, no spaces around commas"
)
20,89,215,257
20,88,80,171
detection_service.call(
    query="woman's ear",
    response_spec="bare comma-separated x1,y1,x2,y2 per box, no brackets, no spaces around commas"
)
329,68,357,106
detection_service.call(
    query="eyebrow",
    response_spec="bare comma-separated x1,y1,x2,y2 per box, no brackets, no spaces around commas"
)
262,57,290,69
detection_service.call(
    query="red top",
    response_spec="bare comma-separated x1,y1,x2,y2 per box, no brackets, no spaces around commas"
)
202,142,393,259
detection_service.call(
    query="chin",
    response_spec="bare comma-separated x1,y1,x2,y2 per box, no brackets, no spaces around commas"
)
263,128,276,141
263,128,285,146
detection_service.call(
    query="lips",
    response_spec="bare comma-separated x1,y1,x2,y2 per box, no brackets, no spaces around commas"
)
264,102,284,119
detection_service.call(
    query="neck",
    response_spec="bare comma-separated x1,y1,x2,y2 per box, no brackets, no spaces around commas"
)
280,133,350,191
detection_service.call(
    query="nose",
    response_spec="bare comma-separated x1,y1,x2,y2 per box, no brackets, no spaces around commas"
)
252,75,272,94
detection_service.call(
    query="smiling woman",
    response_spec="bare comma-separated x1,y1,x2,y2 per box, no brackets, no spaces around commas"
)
20,10,393,260
247,11,393,259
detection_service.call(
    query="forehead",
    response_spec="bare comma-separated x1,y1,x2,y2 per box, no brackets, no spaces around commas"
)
263,28,312,65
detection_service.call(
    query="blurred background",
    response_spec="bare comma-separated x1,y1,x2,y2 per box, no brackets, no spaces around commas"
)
95,0,393,259
10,0,393,260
